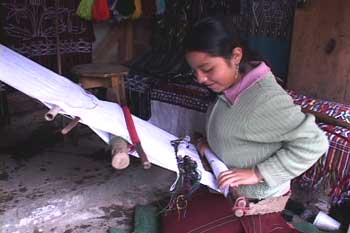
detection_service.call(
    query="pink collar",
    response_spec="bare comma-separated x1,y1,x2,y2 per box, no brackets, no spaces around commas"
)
223,62,271,105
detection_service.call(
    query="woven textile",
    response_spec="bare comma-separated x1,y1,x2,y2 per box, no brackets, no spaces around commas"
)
151,82,215,113
0,0,93,76
235,0,296,39
288,90,350,204
124,74,215,119
124,74,153,120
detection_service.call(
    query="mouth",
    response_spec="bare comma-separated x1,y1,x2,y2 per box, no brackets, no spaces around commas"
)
206,83,222,92
206,82,216,88
207,84,218,91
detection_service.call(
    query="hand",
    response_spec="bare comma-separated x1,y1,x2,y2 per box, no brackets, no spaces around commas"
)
195,138,208,158
218,168,263,190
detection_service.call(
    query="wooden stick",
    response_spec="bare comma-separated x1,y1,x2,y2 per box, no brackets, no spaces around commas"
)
110,136,130,169
45,105,61,121
121,105,151,169
61,117,80,135
135,143,151,169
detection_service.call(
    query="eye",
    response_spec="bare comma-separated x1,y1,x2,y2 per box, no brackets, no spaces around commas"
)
202,68,213,73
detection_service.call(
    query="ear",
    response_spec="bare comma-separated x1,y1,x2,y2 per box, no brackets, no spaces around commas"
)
231,47,243,65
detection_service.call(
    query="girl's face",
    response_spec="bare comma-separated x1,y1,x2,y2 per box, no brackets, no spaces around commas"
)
185,49,242,93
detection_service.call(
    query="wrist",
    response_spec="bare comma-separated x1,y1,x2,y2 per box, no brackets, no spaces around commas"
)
253,166,264,182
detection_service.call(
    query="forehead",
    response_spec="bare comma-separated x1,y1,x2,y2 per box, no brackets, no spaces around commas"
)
186,51,224,68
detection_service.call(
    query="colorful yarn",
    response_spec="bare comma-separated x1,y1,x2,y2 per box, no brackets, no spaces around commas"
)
93,0,111,21
131,0,142,19
115,0,135,16
155,0,165,15
77,0,95,21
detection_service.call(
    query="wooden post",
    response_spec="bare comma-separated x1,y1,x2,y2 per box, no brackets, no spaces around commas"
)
110,136,130,169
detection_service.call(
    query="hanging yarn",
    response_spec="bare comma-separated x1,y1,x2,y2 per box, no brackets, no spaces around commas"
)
142,0,156,17
93,0,111,21
77,0,95,21
155,0,166,15
115,0,136,16
131,0,142,19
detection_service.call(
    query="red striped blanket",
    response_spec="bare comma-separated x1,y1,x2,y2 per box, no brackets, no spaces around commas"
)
288,90,350,204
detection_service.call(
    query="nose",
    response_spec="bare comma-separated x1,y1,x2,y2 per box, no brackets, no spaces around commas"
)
194,70,208,84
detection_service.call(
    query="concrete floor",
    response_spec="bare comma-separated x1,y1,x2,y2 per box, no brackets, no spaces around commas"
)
0,92,176,233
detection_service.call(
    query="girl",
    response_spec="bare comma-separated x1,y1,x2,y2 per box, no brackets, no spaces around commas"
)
162,16,329,233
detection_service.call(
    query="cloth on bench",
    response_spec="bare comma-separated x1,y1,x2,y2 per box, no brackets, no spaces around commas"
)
124,73,215,120
288,90,350,204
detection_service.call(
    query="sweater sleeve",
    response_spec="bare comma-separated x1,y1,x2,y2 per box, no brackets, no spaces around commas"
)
245,92,329,188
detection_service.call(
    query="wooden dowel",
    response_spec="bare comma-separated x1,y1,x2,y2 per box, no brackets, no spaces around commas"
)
110,136,130,169
135,143,151,169
61,117,80,135
45,105,61,121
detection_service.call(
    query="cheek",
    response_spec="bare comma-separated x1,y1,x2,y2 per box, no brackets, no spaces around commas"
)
212,69,235,86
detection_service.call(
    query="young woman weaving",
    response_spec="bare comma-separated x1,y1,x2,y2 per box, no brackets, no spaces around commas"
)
162,16,329,233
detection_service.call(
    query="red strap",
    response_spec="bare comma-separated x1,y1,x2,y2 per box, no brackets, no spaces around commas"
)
121,105,151,169
122,106,140,144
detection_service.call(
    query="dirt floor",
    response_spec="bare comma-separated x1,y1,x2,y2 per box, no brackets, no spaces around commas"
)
0,92,176,233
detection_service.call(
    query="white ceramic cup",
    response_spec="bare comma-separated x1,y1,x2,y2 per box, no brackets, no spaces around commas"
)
313,211,341,231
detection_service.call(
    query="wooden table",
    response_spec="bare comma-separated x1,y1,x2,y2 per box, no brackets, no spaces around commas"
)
71,63,129,104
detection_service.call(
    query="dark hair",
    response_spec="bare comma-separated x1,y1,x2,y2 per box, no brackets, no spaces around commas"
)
184,16,260,69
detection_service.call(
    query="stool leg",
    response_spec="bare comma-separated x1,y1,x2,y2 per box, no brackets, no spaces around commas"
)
111,75,126,105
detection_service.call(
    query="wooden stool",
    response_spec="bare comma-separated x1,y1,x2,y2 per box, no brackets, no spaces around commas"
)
71,63,129,104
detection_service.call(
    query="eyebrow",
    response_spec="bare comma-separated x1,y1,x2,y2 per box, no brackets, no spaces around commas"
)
197,63,211,69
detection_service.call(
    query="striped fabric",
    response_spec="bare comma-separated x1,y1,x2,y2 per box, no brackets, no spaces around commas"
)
288,90,350,204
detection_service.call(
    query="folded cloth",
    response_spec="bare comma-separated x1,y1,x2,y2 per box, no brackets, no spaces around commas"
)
134,204,160,233
246,193,291,216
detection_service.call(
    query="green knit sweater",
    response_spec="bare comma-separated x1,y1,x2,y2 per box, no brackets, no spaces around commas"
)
206,74,329,199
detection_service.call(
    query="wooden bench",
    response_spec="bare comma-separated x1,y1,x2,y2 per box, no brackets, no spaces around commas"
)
71,63,129,104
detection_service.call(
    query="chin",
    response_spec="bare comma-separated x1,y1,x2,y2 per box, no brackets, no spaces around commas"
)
209,86,223,93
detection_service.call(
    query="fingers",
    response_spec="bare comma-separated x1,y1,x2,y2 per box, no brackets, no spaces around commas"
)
218,168,259,190
218,170,242,189
195,136,208,157
197,141,208,157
